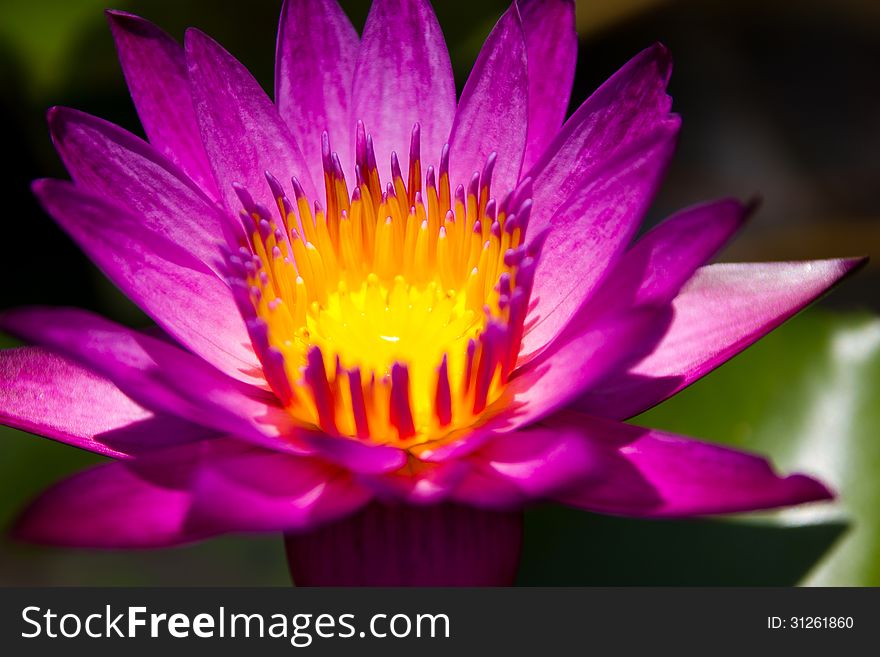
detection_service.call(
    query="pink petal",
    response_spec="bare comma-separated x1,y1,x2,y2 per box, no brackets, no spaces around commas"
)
518,0,577,170
106,10,219,199
550,412,833,517
448,3,528,195
521,123,679,360
453,423,603,508
574,259,866,420
364,459,470,505
186,445,371,534
32,179,261,384
14,449,201,548
499,305,672,430
0,307,290,448
0,347,212,458
47,107,239,276
527,43,675,234
275,0,359,176
185,28,318,214
351,0,455,178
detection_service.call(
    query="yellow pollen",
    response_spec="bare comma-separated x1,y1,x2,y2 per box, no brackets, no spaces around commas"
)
237,132,533,450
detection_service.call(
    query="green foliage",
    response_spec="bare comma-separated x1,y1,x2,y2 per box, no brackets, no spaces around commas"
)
519,310,880,585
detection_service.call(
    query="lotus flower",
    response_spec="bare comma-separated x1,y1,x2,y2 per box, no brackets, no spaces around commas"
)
0,0,862,586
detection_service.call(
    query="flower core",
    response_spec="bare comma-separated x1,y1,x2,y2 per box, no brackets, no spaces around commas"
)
228,124,538,449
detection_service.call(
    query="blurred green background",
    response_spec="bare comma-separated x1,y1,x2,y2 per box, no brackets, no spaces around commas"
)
0,0,877,585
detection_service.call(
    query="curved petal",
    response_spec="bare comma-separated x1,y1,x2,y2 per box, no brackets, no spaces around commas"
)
448,4,528,195
549,412,833,517
521,122,679,360
185,28,318,214
276,0,359,176
518,0,577,171
186,446,371,534
497,305,672,431
364,459,469,505
32,179,261,383
574,258,866,420
527,43,675,233
584,198,750,314
351,0,455,178
106,10,219,199
454,423,603,509
0,306,406,474
47,107,238,275
14,451,200,548
0,306,289,447
0,347,213,459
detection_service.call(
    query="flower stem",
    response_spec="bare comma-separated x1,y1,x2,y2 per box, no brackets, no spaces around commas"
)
285,502,523,586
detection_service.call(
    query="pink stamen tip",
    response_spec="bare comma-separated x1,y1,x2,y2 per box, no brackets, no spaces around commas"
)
305,347,338,434
233,183,256,213
390,151,402,181
390,363,416,439
347,368,370,439
435,355,452,426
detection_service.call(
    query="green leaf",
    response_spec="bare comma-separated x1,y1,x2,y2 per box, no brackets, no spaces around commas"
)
519,309,880,585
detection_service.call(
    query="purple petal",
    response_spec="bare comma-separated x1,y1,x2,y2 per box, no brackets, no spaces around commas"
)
298,432,406,475
448,4,528,195
47,107,239,275
0,347,212,458
32,179,261,384
587,198,750,312
521,123,679,360
351,0,455,178
0,307,292,447
518,0,577,171
365,459,469,505
574,258,866,419
185,28,318,214
455,423,603,508
186,446,371,534
276,0,359,176
549,412,833,516
528,43,675,234
14,449,201,548
106,10,219,199
498,305,672,430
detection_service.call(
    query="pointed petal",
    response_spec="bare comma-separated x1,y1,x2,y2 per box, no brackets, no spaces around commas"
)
0,347,212,458
0,307,287,446
47,107,238,275
518,0,577,170
186,446,371,534
106,10,219,198
448,4,529,195
351,0,455,178
185,28,318,214
528,43,675,233
32,179,261,383
454,423,602,508
521,122,679,359
586,198,750,312
14,451,200,548
550,412,833,516
498,305,672,430
276,0,359,176
573,258,866,419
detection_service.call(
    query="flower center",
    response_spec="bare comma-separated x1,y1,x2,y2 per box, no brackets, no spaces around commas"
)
227,123,538,449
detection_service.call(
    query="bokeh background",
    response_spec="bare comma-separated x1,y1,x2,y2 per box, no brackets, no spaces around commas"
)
0,0,877,585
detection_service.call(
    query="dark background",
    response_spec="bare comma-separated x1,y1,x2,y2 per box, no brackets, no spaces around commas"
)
0,0,877,585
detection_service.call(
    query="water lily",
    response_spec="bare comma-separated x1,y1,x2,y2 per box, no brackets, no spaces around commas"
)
0,0,863,586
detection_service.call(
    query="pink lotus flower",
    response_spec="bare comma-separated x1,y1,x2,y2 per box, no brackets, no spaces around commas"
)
0,0,863,585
